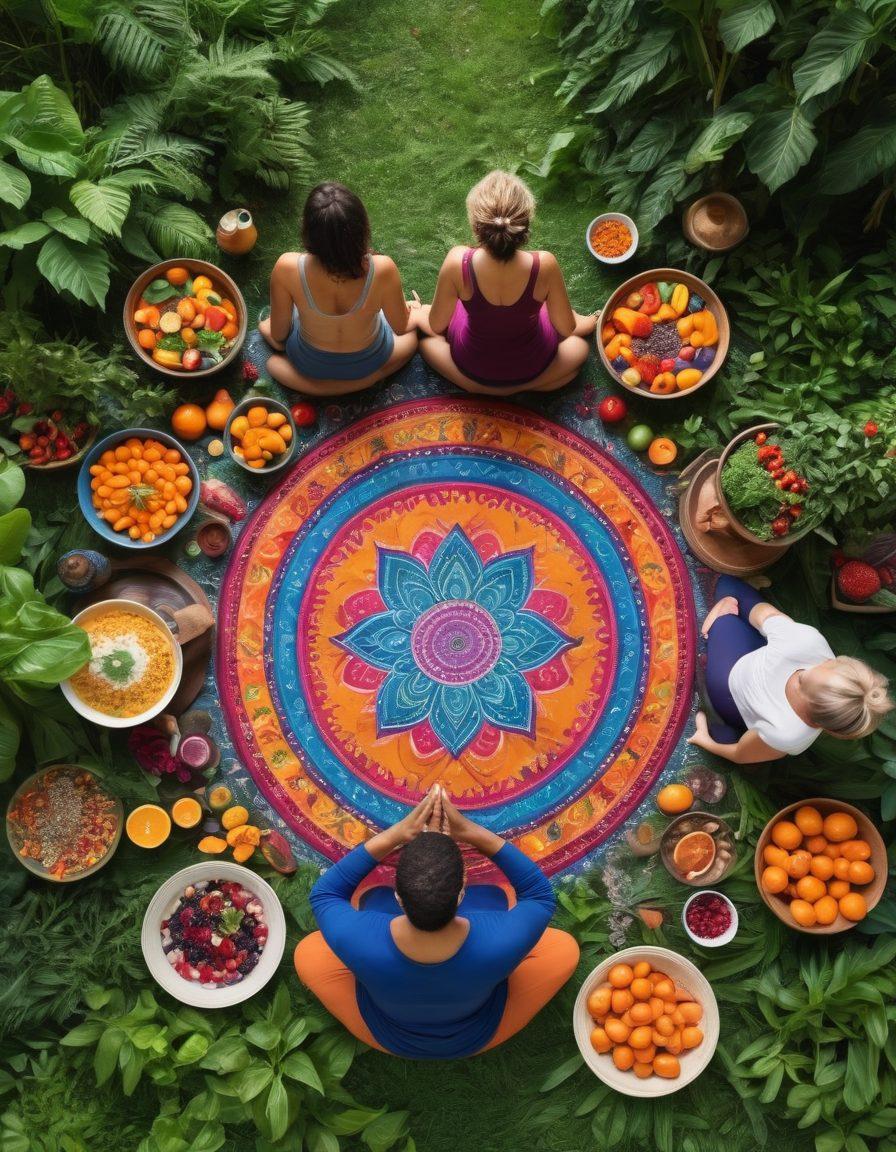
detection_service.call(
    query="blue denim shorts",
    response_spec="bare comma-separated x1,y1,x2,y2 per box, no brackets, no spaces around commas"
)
284,310,394,381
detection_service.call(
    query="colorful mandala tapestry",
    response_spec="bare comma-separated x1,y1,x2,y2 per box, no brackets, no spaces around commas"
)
218,399,695,876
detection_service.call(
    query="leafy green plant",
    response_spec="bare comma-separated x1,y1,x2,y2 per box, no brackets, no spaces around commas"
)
59,983,413,1152
0,312,175,457
0,459,90,778
542,0,896,241
0,75,211,309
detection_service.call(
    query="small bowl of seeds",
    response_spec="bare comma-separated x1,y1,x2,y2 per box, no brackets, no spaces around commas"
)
586,212,638,264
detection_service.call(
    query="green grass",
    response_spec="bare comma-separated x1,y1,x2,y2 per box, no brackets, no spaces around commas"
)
261,0,616,316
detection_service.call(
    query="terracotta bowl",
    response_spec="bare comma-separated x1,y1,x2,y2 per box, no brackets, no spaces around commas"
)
716,422,816,547
754,798,887,935
123,258,247,379
597,268,730,400
573,946,720,1098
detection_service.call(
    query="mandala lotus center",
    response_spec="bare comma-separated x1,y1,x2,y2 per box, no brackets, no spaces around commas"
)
410,600,502,685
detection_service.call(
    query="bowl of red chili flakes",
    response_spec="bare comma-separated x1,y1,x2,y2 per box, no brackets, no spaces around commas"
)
6,765,123,882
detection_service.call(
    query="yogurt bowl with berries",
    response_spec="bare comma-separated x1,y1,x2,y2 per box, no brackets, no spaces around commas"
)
142,862,285,1007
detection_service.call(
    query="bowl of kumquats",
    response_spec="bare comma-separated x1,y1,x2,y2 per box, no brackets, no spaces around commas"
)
755,798,887,935
78,429,200,548
574,946,719,1097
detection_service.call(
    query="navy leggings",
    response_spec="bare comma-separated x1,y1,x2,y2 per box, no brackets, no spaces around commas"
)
705,576,769,743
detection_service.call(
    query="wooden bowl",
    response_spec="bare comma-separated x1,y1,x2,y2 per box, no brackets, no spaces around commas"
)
573,946,720,1097
123,258,247,379
754,798,887,935
716,423,815,547
597,268,729,400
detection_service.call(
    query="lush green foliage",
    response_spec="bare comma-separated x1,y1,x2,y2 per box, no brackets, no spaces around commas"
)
542,0,896,242
0,1,353,309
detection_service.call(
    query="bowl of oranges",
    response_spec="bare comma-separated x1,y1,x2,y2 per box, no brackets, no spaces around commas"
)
755,798,886,934
574,946,719,1097
224,397,297,474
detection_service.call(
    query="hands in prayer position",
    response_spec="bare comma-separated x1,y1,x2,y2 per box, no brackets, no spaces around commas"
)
365,785,505,861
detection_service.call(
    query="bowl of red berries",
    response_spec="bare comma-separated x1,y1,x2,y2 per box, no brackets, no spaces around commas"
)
682,890,738,948
142,862,285,1007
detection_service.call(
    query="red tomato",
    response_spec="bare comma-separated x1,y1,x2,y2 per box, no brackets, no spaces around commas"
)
290,402,317,427
204,306,227,332
597,395,628,425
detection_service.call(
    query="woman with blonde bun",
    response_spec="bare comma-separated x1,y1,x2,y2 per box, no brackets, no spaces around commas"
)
689,576,893,764
415,171,596,394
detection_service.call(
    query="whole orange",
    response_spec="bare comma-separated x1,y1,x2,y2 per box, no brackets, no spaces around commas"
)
171,403,208,441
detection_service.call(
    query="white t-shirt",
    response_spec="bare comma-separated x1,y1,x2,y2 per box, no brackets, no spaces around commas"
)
727,616,834,755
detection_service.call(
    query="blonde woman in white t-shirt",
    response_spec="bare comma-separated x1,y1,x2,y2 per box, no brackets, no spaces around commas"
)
688,576,893,764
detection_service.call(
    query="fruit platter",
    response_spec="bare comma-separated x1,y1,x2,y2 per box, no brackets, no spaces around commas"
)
597,268,729,398
755,799,887,934
6,765,123,882
142,862,285,1007
124,259,247,378
718,423,817,543
574,946,719,1097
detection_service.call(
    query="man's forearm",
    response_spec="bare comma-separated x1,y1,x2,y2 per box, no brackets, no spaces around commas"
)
465,827,505,857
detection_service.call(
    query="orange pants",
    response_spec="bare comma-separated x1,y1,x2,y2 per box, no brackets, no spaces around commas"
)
294,926,580,1056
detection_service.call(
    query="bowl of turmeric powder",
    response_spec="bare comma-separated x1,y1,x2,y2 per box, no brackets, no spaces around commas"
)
586,213,638,264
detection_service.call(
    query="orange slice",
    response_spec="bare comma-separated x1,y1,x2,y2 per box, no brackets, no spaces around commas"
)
126,804,171,848
672,831,716,879
171,796,203,829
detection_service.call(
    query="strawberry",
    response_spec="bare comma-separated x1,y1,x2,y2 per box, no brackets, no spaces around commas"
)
836,560,881,602
242,360,259,382
864,420,879,438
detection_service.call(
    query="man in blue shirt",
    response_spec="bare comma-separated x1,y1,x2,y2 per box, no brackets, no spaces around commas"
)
295,786,579,1058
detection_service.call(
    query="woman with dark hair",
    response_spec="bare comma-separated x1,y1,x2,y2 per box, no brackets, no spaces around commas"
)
294,786,579,1059
259,181,418,396
414,170,596,394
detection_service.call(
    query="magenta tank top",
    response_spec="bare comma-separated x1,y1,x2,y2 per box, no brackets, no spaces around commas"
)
446,249,560,386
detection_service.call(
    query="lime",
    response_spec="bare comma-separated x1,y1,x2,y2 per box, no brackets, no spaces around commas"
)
627,424,654,452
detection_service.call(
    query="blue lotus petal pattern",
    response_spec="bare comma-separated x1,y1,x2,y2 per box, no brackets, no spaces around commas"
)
334,525,579,757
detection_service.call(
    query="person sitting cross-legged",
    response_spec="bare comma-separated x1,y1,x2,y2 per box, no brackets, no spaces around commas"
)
294,786,579,1059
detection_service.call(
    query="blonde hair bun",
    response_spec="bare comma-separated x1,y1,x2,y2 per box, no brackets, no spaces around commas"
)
467,171,535,260
805,656,894,740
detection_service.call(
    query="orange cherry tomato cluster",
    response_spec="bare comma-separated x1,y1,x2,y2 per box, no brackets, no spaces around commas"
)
133,268,240,372
587,960,705,1080
761,806,874,927
89,437,193,543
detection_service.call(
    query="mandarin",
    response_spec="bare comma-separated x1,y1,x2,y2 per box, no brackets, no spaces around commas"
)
794,806,824,836
762,865,789,894
804,835,828,855
171,403,207,441
608,963,634,989
813,896,838,926
847,860,875,885
840,840,871,862
771,821,802,850
823,812,858,843
790,899,817,928
809,855,835,881
787,850,812,879
839,893,867,921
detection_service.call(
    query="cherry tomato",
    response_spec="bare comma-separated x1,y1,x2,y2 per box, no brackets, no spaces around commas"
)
290,402,317,427
597,395,628,425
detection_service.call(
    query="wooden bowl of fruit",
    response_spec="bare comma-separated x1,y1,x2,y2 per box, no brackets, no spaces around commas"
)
596,268,729,400
20,418,97,471
124,259,247,378
755,799,887,934
574,946,719,1097
717,423,817,546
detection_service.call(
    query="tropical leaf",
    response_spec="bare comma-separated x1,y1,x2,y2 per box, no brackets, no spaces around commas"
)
70,178,131,235
745,104,817,192
793,10,878,103
35,234,110,307
41,207,91,243
718,0,776,53
626,118,677,172
586,27,677,114
684,110,754,173
135,198,212,258
819,116,896,193
2,130,81,177
0,159,30,209
0,221,51,250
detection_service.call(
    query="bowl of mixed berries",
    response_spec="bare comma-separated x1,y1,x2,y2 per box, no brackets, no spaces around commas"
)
142,862,285,1007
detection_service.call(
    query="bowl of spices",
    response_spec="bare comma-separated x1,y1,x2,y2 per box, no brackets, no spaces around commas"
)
6,765,123,882
682,891,738,947
597,268,729,399
586,213,638,264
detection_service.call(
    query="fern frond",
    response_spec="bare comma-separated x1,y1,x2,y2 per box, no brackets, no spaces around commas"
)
133,194,213,257
274,29,359,87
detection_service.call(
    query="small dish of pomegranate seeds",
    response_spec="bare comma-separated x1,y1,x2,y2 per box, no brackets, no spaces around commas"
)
142,862,285,1007
682,890,738,948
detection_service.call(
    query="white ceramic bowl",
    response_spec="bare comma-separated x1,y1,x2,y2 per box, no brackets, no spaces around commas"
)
586,212,639,264
573,945,719,1097
682,890,739,948
141,862,286,1008
61,599,183,729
